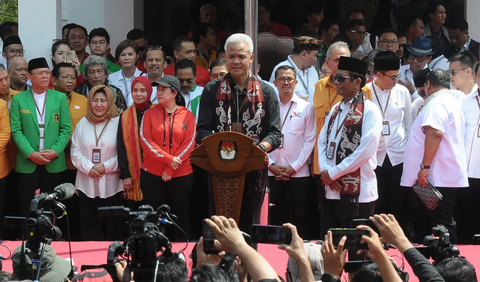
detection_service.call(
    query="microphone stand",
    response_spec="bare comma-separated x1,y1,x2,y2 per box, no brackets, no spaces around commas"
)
27,239,51,282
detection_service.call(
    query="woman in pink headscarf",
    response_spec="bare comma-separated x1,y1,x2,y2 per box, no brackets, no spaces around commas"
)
117,76,153,209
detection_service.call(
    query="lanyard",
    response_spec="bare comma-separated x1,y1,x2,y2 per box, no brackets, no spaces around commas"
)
31,91,47,124
331,103,352,140
199,51,212,69
94,119,110,147
372,82,391,119
280,101,294,131
287,56,309,92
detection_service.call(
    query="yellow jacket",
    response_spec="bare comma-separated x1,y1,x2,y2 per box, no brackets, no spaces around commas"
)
0,99,11,178
65,91,88,170
312,75,372,175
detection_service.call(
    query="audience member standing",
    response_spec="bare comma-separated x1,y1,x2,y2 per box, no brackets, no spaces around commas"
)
142,45,167,104
269,37,321,101
423,1,450,49
48,40,84,89
398,37,434,101
460,69,480,244
126,28,148,73
117,76,153,210
0,90,10,238
10,57,72,216
67,25,89,66
174,59,204,119
140,75,196,239
444,20,479,62
401,70,467,243
362,51,413,231
193,23,217,70
70,85,123,240
85,28,121,74
448,51,477,96
257,1,292,37
2,36,23,68
268,65,316,237
8,57,29,93
109,40,142,107
74,55,127,113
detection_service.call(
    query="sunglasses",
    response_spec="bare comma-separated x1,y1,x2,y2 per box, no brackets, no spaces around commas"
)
448,67,468,76
147,45,163,51
334,74,355,83
381,72,402,82
408,54,428,62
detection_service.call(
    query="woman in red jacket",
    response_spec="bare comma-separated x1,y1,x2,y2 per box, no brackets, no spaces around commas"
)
140,75,196,239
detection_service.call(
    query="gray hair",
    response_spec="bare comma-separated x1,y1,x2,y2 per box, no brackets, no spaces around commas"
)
0,63,5,72
200,3,216,14
83,55,109,79
224,33,254,54
426,69,450,89
326,41,350,59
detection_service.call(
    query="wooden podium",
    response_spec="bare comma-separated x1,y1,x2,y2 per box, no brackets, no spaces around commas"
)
190,132,267,222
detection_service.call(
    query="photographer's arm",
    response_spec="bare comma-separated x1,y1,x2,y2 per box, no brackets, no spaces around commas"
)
356,225,403,282
371,214,445,282
278,223,315,282
206,216,280,282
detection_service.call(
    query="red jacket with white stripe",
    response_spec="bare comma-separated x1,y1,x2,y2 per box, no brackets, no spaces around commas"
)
140,105,196,178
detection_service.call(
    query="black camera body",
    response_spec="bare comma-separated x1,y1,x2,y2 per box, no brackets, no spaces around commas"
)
106,205,173,282
420,225,460,264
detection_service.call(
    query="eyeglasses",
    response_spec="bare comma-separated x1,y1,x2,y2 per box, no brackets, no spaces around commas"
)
334,74,354,83
147,45,163,51
31,71,50,77
8,49,25,55
211,72,227,80
448,67,468,76
178,78,195,84
408,54,428,62
276,77,296,83
349,30,366,36
379,40,399,45
59,75,77,82
381,72,402,82
92,98,107,104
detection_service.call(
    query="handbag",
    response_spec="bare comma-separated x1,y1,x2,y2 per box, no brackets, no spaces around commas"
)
412,180,443,210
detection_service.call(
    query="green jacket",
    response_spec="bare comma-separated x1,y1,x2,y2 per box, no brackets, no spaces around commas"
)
10,89,72,174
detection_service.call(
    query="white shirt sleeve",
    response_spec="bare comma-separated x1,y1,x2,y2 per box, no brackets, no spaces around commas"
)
70,119,95,175
328,103,383,180
317,107,335,172
290,104,317,172
403,89,414,140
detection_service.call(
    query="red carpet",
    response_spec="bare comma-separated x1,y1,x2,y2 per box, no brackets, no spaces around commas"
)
1,241,480,281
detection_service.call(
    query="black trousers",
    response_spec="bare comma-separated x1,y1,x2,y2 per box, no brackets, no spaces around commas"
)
413,187,458,244
208,171,266,235
189,164,210,239
320,198,376,237
375,156,413,233
140,170,193,241
78,190,124,241
268,176,310,238
455,178,480,244
18,165,62,217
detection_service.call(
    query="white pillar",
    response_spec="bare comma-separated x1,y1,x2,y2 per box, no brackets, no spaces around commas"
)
466,0,480,41
18,0,62,68
66,0,136,54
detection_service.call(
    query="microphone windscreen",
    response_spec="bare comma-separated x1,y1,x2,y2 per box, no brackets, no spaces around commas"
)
56,183,75,200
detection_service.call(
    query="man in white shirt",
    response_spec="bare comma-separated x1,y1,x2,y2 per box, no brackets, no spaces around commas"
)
398,37,434,101
174,59,204,119
269,36,320,101
142,45,167,104
318,57,382,233
448,51,478,96
362,51,413,231
458,60,480,243
345,20,367,54
376,29,399,54
268,65,316,237
401,69,468,243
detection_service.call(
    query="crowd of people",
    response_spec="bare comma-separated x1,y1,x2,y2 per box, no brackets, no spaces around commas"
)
0,0,480,280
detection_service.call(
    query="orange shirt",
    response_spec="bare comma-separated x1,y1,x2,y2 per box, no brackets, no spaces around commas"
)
140,105,196,178
64,91,88,170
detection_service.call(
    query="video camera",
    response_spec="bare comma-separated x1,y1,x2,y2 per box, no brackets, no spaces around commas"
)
417,225,460,264
101,204,182,282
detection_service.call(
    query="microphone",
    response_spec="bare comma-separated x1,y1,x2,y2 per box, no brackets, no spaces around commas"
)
47,183,75,201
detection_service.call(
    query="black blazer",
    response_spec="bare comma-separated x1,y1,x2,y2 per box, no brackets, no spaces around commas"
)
444,38,480,62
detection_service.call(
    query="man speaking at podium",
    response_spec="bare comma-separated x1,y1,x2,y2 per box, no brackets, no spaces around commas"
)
196,33,281,233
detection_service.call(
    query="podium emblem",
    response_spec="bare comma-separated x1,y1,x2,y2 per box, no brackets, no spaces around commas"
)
218,139,238,161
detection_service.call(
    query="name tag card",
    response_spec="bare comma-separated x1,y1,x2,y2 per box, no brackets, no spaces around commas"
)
382,121,390,136
92,148,101,164
39,124,45,138
327,142,336,160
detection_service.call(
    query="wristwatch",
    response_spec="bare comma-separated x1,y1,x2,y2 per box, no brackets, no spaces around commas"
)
420,163,431,170
258,144,267,152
